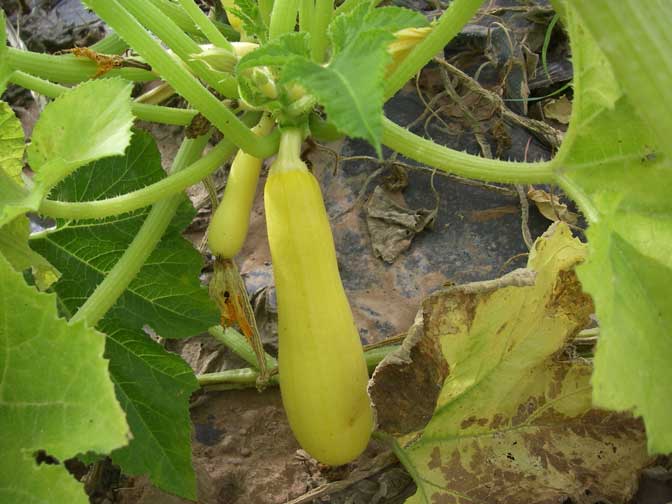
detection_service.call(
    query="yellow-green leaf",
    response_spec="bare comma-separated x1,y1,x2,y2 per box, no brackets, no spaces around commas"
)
0,253,128,504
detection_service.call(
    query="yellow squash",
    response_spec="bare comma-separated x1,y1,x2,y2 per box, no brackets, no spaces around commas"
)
207,116,273,259
264,129,373,465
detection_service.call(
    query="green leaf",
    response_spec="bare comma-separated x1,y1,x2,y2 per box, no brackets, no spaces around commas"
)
237,32,310,72
0,80,135,227
566,0,672,161
329,4,428,55
0,169,39,227
283,30,392,156
31,130,218,338
0,103,60,289
0,101,37,226
0,101,25,183
229,0,267,42
553,3,672,454
0,252,128,504
27,78,134,187
30,130,216,497
103,327,198,499
378,224,651,504
0,216,60,290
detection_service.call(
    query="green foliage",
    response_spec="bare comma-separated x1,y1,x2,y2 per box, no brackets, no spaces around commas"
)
567,0,672,161
237,32,310,72
329,3,427,55
229,0,268,41
283,30,391,155
104,327,199,499
31,130,218,337
27,79,134,185
0,103,60,288
279,4,426,154
30,131,216,498
552,3,672,454
0,216,60,290
0,253,128,504
0,80,134,227
0,102,24,183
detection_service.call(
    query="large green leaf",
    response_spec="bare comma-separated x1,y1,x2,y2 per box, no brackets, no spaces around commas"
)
30,130,216,498
31,130,218,336
0,216,60,290
103,326,198,499
0,103,60,289
0,253,128,504
237,32,310,72
375,224,650,504
26,79,134,179
283,30,391,156
0,101,24,183
280,5,426,154
552,3,672,454
0,79,134,227
566,0,672,161
329,4,428,55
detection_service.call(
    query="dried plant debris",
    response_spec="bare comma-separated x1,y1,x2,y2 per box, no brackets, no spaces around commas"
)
527,187,579,225
369,312,449,436
543,95,573,124
369,223,651,504
366,186,436,263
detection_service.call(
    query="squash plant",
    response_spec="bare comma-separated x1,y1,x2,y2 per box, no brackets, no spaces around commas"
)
0,0,670,501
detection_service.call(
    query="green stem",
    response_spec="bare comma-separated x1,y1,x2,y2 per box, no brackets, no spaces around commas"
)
274,128,305,169
555,172,599,223
382,118,556,183
177,0,234,50
268,0,299,40
84,0,279,158
115,0,237,97
259,0,275,27
208,326,278,369
148,0,239,40
310,0,333,62
71,134,211,326
90,32,129,54
39,138,235,219
197,343,398,388
299,0,313,33
384,0,483,100
131,103,197,125
198,368,277,389
9,71,197,126
6,47,155,84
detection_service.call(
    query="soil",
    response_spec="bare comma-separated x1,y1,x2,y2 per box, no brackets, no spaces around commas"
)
3,0,672,503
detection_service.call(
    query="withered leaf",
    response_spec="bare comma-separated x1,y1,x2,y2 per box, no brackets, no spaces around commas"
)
370,223,651,504
366,186,436,263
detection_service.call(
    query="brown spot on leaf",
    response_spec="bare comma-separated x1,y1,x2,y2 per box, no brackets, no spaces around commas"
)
461,416,478,429
546,270,594,328
428,447,442,470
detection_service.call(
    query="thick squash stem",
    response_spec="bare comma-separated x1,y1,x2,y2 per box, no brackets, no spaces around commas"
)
272,128,307,173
